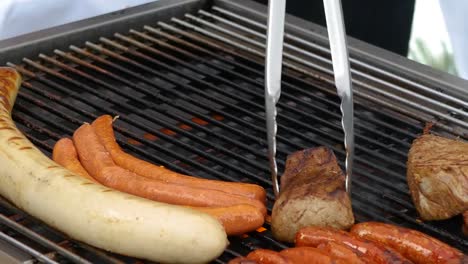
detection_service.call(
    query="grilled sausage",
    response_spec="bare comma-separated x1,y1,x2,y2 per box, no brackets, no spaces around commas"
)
92,114,266,202
317,242,368,264
350,222,467,264
191,204,264,236
73,124,267,215
246,249,290,264
52,138,98,183
0,67,228,263
295,226,413,264
279,247,335,264
228,257,258,264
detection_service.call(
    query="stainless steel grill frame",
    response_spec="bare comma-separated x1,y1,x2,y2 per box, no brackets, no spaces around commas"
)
0,0,467,263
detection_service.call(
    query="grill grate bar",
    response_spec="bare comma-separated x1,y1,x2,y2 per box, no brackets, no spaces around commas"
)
138,26,414,148
0,231,58,264
0,214,91,264
211,6,468,107
172,15,468,134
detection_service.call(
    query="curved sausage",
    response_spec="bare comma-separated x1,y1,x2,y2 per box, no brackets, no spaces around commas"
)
228,257,258,264
192,204,264,236
295,226,413,264
279,247,334,264
350,222,466,264
73,124,267,215
52,138,98,183
317,242,368,264
246,249,291,264
92,115,266,202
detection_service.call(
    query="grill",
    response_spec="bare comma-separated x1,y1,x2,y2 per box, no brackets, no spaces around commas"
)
0,0,467,262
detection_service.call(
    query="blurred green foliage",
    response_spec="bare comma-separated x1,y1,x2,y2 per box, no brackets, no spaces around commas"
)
408,38,458,75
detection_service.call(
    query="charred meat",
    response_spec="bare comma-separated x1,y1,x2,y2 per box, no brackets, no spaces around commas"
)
271,147,354,242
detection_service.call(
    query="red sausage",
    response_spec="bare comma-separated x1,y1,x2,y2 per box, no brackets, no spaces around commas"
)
350,222,467,264
228,257,258,264
317,242,369,264
245,249,290,264
295,226,413,264
279,247,335,264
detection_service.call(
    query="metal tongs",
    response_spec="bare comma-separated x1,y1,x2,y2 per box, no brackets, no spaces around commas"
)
265,0,354,197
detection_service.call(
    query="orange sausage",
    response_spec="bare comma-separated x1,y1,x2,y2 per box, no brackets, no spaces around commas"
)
295,226,412,264
317,242,368,264
246,249,290,264
228,257,258,264
73,123,266,214
279,247,336,264
73,124,115,178
92,115,266,202
52,137,98,183
98,166,267,215
193,204,265,236
350,222,467,264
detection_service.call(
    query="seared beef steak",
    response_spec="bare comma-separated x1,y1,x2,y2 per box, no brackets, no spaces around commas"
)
407,134,468,220
271,147,354,242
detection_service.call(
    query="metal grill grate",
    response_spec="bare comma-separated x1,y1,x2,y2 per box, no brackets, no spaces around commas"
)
0,2,467,263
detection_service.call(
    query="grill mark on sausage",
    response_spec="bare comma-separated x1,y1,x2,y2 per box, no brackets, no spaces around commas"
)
19,146,33,150
8,136,23,142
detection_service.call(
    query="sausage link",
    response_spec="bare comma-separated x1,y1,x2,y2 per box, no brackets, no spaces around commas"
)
246,249,290,264
228,257,258,264
52,138,98,183
350,222,466,264
191,204,264,236
74,124,267,215
317,242,368,264
279,247,334,264
295,226,413,264
92,115,266,202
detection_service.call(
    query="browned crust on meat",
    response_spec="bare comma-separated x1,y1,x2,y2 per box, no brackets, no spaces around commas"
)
407,134,468,220
271,147,354,242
